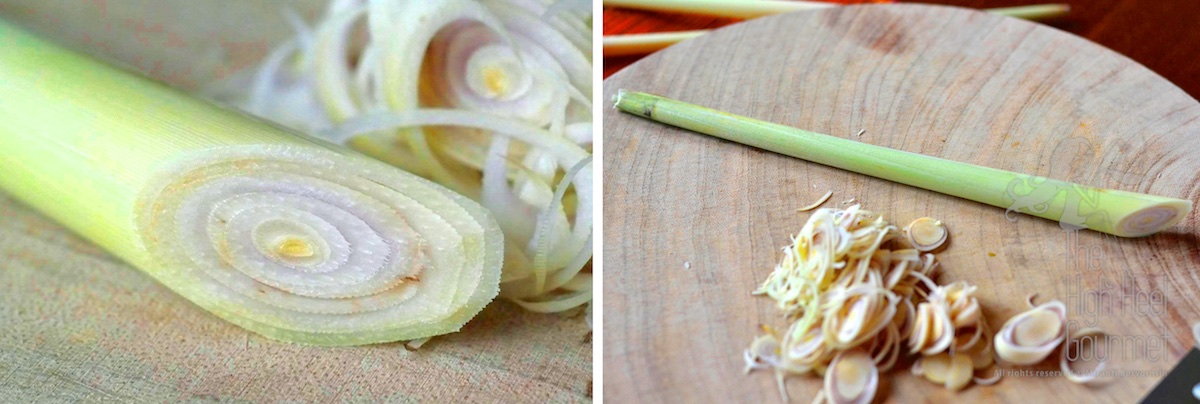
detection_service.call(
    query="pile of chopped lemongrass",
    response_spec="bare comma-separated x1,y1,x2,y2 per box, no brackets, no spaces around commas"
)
746,204,1106,402
204,0,593,314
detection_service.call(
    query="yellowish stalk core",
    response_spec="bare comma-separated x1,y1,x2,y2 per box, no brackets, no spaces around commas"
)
482,66,510,97
1013,310,1062,346
275,237,316,259
906,217,947,252
834,353,871,397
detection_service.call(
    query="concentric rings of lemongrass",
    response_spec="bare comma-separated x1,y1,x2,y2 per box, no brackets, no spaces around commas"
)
823,350,879,404
822,283,899,350
325,110,593,312
1116,203,1189,237
780,321,831,375
219,0,595,315
905,217,947,252
135,146,502,345
428,27,557,126
994,300,1068,365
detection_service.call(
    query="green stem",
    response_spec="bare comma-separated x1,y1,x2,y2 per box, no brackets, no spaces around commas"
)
614,90,1190,237
603,0,1070,21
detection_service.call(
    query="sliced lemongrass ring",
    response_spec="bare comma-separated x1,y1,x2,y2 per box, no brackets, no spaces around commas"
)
1060,327,1108,383
995,300,1067,365
824,350,878,404
906,217,947,252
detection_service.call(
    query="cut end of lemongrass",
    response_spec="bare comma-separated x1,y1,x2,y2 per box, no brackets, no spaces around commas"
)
202,0,596,316
1114,199,1192,237
134,146,505,346
0,19,508,346
613,89,627,108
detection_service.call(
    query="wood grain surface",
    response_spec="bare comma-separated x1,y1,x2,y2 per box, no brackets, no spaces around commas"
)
0,185,593,402
602,4,1200,403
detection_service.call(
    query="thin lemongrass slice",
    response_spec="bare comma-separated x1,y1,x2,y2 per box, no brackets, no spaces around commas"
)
1060,327,1108,383
918,353,952,384
961,324,995,370
0,20,503,346
745,334,783,373
824,350,878,404
614,90,1191,237
944,353,974,390
905,217,948,252
994,301,1067,365
603,0,1068,21
799,191,835,212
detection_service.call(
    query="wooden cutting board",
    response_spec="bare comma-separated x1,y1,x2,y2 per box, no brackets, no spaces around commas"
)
0,187,593,402
602,4,1200,403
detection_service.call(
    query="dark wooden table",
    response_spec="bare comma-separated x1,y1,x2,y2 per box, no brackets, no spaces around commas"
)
603,0,1200,100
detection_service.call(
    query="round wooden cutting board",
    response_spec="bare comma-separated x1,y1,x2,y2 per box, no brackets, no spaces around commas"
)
602,4,1200,403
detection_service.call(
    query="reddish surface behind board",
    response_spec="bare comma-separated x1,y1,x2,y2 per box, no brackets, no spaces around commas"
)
603,0,1200,100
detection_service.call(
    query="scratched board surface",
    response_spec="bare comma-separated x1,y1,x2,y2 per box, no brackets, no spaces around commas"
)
603,4,1200,403
0,194,592,401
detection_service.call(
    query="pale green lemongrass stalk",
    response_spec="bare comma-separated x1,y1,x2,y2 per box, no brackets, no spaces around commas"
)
603,30,707,57
602,2,1070,56
614,90,1191,237
0,19,505,346
604,0,1069,20
604,0,833,19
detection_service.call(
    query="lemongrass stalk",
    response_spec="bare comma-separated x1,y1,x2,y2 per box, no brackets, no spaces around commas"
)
603,30,707,57
0,19,504,346
604,0,833,19
614,90,1191,237
985,4,1071,20
601,3,1070,56
603,0,1069,23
